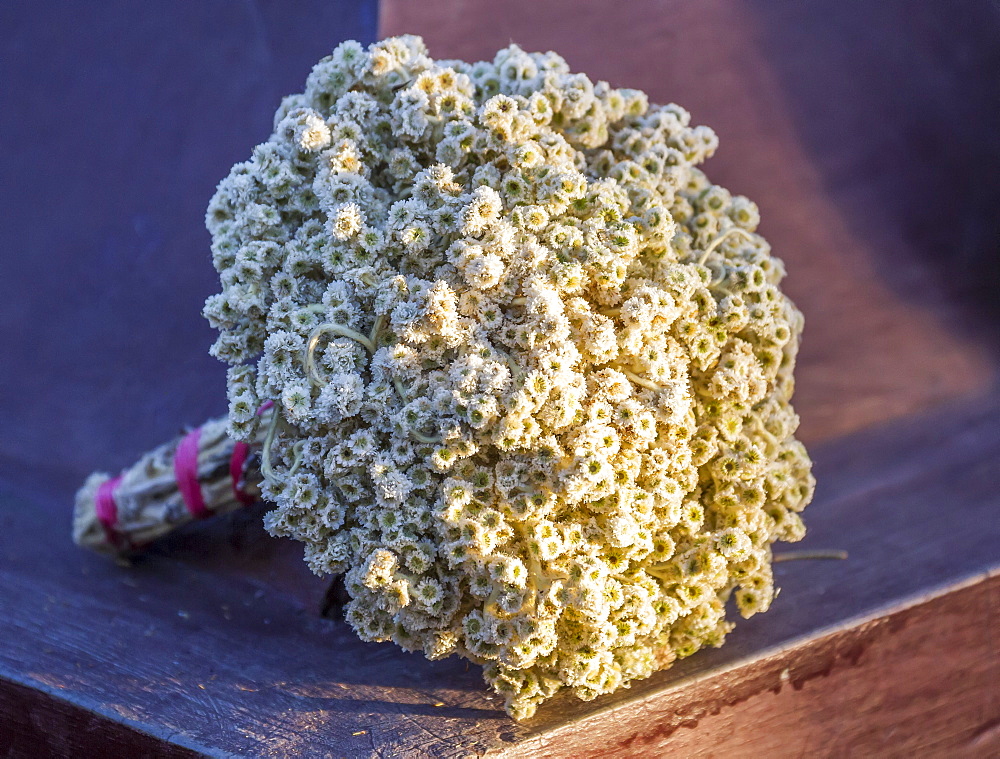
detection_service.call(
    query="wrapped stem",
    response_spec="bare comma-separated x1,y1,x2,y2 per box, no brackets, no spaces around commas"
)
73,415,267,558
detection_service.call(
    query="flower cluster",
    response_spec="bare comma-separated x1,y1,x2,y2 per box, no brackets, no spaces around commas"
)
203,36,814,720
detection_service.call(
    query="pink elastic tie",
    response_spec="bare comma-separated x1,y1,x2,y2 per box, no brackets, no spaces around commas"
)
230,442,253,505
229,400,273,507
175,427,209,518
95,474,124,545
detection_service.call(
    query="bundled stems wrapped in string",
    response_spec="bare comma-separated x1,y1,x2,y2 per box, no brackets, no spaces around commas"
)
74,415,266,557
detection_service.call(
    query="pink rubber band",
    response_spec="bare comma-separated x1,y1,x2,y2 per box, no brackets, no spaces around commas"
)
230,442,253,505
174,427,209,518
95,474,124,545
229,400,273,507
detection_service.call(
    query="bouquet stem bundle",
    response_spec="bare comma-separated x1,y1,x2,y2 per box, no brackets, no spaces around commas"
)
73,415,266,557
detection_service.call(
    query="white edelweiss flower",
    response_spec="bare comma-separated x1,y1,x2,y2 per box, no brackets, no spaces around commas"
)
330,202,364,240
296,111,332,152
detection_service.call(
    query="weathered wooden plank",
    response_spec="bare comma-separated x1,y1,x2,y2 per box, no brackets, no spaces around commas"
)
0,391,997,756
509,572,1000,758
0,676,205,759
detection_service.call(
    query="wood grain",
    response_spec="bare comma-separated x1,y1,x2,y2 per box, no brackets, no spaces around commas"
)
509,574,1000,758
1,390,998,757
0,677,204,759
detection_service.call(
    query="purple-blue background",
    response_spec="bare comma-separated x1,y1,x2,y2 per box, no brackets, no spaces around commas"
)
0,1,377,501
2,1,999,504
